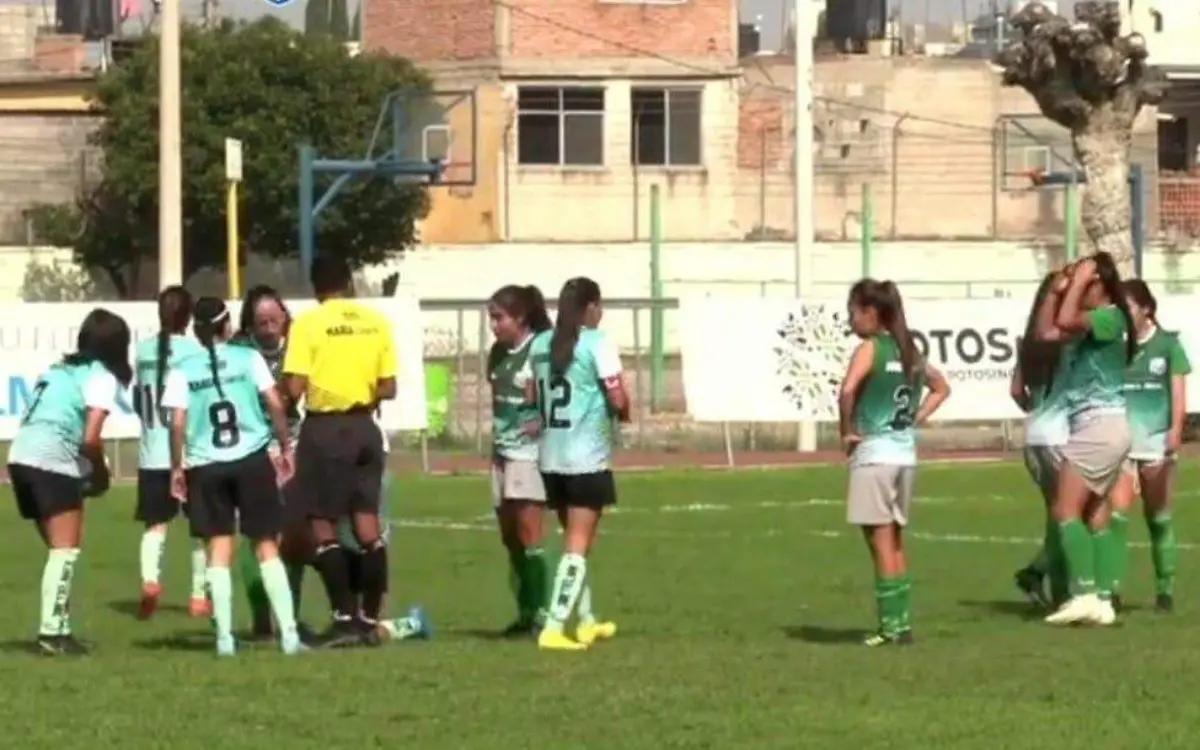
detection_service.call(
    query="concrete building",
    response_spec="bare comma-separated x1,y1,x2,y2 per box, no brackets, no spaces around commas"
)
365,0,741,243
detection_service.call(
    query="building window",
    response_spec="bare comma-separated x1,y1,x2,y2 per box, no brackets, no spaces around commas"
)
517,87,605,166
631,88,702,166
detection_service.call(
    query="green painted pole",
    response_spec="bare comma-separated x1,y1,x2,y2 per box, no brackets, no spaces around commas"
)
649,185,664,413
1065,178,1078,261
860,183,873,276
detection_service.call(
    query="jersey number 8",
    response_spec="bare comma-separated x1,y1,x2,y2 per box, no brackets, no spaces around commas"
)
208,401,240,448
537,376,572,429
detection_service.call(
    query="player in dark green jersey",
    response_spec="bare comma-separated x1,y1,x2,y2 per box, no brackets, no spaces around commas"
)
1010,275,1070,608
1037,253,1135,627
839,279,951,646
487,284,553,635
1107,280,1188,613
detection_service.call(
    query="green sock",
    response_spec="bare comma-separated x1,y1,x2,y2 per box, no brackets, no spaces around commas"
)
238,540,270,619
1108,511,1130,595
190,545,208,600
1092,526,1115,600
521,546,549,622
506,546,524,617
873,576,904,636
206,566,234,643
39,548,79,636
545,553,587,631
1148,512,1178,596
896,573,913,633
1046,521,1070,603
1058,519,1096,595
259,557,299,641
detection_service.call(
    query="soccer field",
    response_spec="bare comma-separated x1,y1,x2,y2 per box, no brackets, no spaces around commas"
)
3,460,1199,749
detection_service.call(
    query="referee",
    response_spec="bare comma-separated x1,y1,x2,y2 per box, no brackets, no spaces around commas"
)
283,255,397,648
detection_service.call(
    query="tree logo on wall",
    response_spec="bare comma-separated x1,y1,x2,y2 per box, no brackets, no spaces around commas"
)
771,303,857,420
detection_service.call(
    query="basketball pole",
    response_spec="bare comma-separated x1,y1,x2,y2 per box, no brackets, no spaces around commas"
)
158,0,184,289
793,0,817,452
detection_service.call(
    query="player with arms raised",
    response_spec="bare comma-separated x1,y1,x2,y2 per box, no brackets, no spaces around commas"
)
839,279,950,647
528,277,627,652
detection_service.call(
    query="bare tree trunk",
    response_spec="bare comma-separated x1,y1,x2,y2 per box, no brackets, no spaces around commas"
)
1073,109,1134,273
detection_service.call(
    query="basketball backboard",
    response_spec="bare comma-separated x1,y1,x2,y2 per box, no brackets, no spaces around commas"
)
397,88,477,187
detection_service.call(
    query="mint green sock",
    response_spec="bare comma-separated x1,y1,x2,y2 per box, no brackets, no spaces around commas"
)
577,583,597,626
40,548,79,636
1108,511,1130,595
1058,519,1096,595
259,557,298,641
206,566,234,643
545,553,587,631
190,545,208,600
139,530,165,586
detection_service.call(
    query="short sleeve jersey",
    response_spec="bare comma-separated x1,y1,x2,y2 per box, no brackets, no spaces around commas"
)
1060,306,1129,420
1124,327,1191,460
282,299,396,413
160,343,276,468
229,333,301,444
491,334,539,462
1022,353,1070,447
133,335,204,470
850,335,923,468
529,328,622,475
8,361,120,477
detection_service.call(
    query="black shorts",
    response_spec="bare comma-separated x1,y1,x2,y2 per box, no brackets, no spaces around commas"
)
541,470,617,511
135,469,185,526
294,410,384,521
9,464,82,521
186,449,283,540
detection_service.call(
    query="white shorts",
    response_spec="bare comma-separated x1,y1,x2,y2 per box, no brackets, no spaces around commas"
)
490,457,546,508
1061,413,1131,497
846,465,915,527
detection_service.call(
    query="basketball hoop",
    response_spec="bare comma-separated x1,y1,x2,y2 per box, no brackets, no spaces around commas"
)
1026,168,1047,187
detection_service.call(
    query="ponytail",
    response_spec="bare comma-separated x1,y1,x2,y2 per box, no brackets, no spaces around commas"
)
523,286,552,333
155,285,193,406
878,280,919,378
1122,277,1160,330
155,330,171,406
550,277,602,374
1020,274,1063,398
193,297,231,398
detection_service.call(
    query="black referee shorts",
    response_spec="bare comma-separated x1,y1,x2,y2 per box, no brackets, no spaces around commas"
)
294,408,384,522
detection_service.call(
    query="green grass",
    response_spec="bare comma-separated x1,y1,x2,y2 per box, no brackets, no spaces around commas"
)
4,461,1200,749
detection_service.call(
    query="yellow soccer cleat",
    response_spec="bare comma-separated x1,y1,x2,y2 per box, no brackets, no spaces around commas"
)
576,621,617,646
538,627,588,651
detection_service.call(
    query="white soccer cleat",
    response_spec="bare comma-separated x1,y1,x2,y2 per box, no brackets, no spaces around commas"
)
1044,594,1102,625
1090,598,1117,626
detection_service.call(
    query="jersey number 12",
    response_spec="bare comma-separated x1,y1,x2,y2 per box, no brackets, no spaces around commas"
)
537,376,572,429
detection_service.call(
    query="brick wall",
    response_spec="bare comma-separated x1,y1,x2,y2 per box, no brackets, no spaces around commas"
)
366,0,496,62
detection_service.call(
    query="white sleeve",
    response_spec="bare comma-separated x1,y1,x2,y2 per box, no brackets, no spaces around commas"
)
513,360,533,389
82,369,120,412
593,333,623,380
160,369,190,410
249,352,277,393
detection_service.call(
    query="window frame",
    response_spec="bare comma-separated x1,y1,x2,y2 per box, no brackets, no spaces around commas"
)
630,86,704,168
516,85,606,167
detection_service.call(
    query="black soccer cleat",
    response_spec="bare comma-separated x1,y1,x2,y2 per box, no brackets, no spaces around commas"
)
1111,593,1125,614
500,619,539,639
1014,567,1049,608
1155,593,1174,614
37,634,89,656
313,619,366,649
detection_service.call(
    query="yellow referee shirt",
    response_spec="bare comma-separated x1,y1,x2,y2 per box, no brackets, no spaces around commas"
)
283,299,397,413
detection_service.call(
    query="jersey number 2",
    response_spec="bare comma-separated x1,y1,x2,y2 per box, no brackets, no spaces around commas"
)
890,385,915,430
208,401,240,449
537,376,572,429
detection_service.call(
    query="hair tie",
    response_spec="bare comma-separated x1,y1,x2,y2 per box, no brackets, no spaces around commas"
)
208,308,230,324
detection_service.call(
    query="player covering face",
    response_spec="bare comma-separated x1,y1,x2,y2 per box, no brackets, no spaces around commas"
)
1035,253,1135,627
1105,279,1187,614
839,279,950,646
7,308,132,655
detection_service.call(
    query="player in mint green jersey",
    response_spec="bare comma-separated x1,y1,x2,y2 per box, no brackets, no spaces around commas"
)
161,298,304,657
528,277,631,652
1010,275,1070,609
1036,253,1135,627
488,284,553,636
839,279,950,647
8,308,132,655
1107,279,1188,613
133,286,211,622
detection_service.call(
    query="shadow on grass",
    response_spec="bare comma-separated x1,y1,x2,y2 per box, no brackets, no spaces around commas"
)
132,632,216,653
958,599,1047,621
108,599,189,619
0,639,45,655
783,625,867,644
447,627,531,642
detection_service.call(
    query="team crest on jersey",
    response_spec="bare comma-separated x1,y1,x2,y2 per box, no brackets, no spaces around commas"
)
772,303,856,420
1150,357,1166,375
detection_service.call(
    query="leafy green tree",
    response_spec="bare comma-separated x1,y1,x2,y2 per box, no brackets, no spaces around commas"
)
32,18,431,297
329,0,350,41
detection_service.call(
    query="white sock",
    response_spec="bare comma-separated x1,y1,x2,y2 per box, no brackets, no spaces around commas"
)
545,553,587,630
577,583,597,626
40,548,80,636
139,530,166,586
190,545,208,599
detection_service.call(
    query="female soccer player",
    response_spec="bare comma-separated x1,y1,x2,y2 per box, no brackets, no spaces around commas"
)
839,279,950,646
1107,279,1188,613
1036,253,1134,627
528,277,628,652
133,286,210,621
161,297,303,656
488,284,553,636
8,308,132,655
229,285,306,639
1010,275,1070,609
